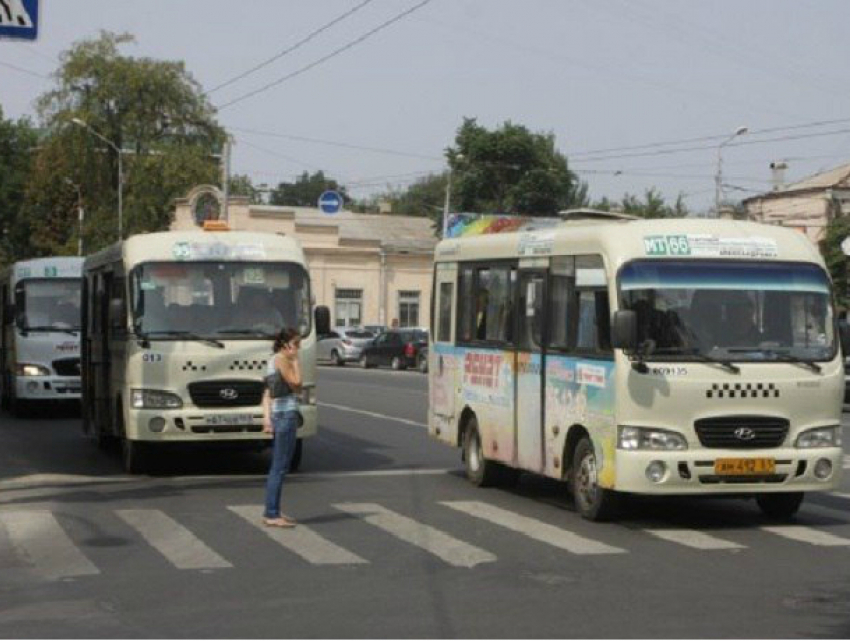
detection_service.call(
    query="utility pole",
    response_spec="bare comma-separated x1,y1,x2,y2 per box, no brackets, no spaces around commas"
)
221,138,231,222
715,126,748,216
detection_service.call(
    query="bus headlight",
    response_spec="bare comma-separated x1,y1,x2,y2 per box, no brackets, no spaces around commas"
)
795,426,841,448
15,363,49,377
618,426,688,451
131,389,183,410
300,386,315,405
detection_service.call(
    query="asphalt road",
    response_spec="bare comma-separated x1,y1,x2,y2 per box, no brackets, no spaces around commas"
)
0,366,849,638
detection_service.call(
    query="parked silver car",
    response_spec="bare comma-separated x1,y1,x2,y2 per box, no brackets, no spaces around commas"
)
317,328,376,366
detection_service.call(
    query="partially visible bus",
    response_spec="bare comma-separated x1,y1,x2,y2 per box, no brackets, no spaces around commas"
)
82,229,326,473
0,257,84,417
429,212,844,520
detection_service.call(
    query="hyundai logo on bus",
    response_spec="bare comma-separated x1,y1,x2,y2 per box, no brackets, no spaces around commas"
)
219,388,239,401
0,0,39,40
733,427,757,441
318,190,343,215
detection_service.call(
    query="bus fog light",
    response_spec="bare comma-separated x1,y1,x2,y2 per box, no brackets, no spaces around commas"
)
645,461,666,483
814,458,832,480
149,417,166,433
26,381,38,393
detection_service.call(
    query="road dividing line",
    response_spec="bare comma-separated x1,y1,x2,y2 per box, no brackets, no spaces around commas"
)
441,501,625,555
0,511,99,579
317,402,427,428
228,506,367,565
642,528,745,550
335,502,496,568
761,525,850,547
116,510,231,570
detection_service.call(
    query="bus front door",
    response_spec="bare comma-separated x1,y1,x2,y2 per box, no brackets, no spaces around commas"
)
515,269,546,473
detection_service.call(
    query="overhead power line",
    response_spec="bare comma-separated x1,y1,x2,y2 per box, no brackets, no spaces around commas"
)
206,0,374,95
0,59,49,80
216,0,432,111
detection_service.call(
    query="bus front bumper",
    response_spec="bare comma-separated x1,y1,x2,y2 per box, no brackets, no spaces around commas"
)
15,375,81,400
613,447,844,494
124,404,318,442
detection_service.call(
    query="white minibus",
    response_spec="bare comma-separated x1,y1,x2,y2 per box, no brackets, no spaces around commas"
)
429,211,844,520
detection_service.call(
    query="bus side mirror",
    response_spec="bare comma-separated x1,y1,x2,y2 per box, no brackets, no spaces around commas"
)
315,305,331,336
839,321,850,357
611,310,638,351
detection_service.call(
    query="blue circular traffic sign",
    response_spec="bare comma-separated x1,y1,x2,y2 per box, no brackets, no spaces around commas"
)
318,190,343,214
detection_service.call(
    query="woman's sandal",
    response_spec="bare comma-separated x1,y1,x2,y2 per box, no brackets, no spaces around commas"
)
263,516,296,528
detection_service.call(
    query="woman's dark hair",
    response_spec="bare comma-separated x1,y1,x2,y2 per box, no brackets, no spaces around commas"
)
273,328,301,352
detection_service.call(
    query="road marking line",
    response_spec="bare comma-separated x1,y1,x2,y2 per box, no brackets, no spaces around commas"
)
0,511,99,579
228,506,367,565
116,510,231,570
830,492,850,500
843,455,850,470
318,402,427,428
761,525,850,547
335,502,496,568
642,528,745,550
441,501,625,555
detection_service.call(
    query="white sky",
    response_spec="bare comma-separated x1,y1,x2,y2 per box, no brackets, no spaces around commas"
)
1,0,849,213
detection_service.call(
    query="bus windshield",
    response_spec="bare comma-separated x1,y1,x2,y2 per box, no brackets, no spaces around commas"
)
130,261,311,339
17,279,82,331
619,260,835,362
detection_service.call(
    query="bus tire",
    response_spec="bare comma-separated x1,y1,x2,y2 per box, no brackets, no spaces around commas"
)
463,417,500,487
10,393,30,419
571,436,619,521
756,492,804,520
122,439,147,474
0,375,10,411
289,439,303,473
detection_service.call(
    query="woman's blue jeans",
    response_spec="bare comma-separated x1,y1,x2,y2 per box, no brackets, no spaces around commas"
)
263,409,298,518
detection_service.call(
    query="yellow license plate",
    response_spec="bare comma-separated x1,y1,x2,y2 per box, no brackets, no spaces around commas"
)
714,458,776,475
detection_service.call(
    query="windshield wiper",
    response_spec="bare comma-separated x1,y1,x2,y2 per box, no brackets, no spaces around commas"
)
144,330,224,349
23,326,79,336
723,347,823,373
649,346,741,374
215,329,276,339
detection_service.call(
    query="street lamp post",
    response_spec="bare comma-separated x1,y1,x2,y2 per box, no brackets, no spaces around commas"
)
715,126,748,216
442,153,463,239
71,118,123,239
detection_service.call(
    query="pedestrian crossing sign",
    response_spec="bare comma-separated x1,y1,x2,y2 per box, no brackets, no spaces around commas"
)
0,0,39,41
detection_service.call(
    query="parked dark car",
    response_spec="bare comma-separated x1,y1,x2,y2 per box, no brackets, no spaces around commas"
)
359,329,428,370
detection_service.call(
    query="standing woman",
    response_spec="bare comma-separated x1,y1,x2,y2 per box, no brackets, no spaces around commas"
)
262,327,302,528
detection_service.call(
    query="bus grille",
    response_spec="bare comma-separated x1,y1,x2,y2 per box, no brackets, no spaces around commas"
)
187,380,264,408
52,358,81,377
694,416,789,449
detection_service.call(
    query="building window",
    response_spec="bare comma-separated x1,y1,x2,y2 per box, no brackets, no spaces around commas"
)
335,288,362,327
398,290,420,328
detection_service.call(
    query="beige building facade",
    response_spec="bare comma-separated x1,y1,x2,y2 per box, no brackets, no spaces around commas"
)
171,191,437,330
744,162,850,246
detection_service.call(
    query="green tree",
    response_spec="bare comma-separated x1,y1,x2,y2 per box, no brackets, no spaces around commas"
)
229,173,262,204
447,118,588,218
386,173,447,216
270,171,348,208
593,188,688,219
0,107,39,266
21,31,225,256
822,214,850,308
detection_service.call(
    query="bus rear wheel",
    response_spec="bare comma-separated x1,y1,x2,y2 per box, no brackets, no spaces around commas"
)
463,417,500,487
756,492,804,520
571,436,619,521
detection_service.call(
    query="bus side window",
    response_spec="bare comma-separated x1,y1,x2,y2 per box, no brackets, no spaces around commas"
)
548,256,575,352
574,255,611,355
437,282,453,343
457,265,475,343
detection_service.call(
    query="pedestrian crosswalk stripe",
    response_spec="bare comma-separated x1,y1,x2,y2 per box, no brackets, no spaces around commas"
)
761,525,850,547
335,503,496,568
843,455,850,470
642,528,746,550
0,511,99,579
441,501,625,555
830,492,850,501
116,510,231,570
228,506,367,565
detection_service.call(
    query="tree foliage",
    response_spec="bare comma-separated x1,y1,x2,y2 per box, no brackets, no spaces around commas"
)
822,213,850,308
593,188,688,219
447,118,588,218
16,31,225,257
0,107,39,266
228,174,262,204
270,170,348,208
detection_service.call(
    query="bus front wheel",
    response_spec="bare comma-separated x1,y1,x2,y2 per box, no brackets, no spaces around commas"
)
756,492,804,520
463,417,500,487
122,439,147,474
571,436,619,521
